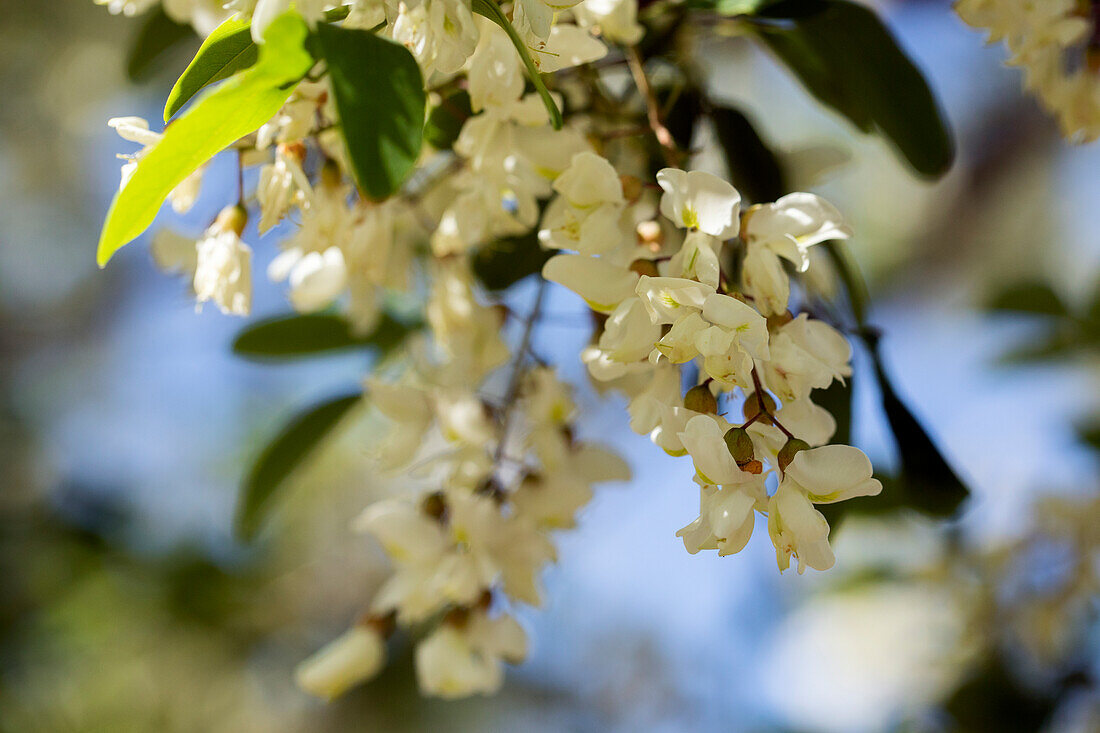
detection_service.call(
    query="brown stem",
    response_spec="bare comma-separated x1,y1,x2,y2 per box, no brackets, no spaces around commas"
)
625,46,681,168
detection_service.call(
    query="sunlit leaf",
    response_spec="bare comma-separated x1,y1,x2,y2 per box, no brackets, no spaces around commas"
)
163,16,256,121
127,7,196,82
235,391,362,541
751,0,954,177
232,312,415,360
97,13,313,266
314,23,426,201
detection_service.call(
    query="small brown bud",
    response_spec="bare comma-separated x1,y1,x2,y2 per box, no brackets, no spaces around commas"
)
278,141,307,163
724,427,756,467
320,158,343,189
742,391,776,425
629,258,661,278
619,174,643,201
213,203,248,236
361,610,396,637
443,606,470,629
421,491,447,520
777,438,811,473
767,311,794,330
742,460,763,475
684,384,718,414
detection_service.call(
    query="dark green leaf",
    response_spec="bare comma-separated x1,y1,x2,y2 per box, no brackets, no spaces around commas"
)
869,336,969,517
98,13,313,266
1077,420,1100,454
127,8,197,82
315,23,426,201
751,0,954,177
233,312,415,360
987,280,1068,316
470,0,563,130
997,327,1084,364
814,377,852,446
425,90,473,150
471,229,552,291
710,105,787,203
236,392,361,541
164,16,257,121
944,657,1057,733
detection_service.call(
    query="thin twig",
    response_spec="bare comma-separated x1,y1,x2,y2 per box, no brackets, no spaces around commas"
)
493,278,548,464
625,45,681,168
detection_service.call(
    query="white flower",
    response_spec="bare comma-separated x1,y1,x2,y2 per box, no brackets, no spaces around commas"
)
392,0,480,77
193,218,252,317
542,255,639,313
269,246,348,313
784,444,882,504
742,193,851,272
529,25,608,73
768,482,834,574
762,314,852,402
767,445,881,573
597,298,663,364
667,230,722,289
296,625,386,700
656,168,741,240
634,275,713,325
677,484,760,556
256,146,310,233
678,415,754,486
573,0,644,45
415,611,526,699
741,242,790,317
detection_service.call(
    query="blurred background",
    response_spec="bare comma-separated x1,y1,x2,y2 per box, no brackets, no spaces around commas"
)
1,0,1098,730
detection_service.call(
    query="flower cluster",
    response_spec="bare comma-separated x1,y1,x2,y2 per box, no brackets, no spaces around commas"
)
543,159,880,573
297,260,629,699
956,0,1100,142
95,0,890,702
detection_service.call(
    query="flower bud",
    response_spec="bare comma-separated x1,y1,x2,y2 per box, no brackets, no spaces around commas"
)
629,258,660,278
766,311,794,330
321,158,343,189
635,220,663,249
777,437,811,473
723,426,755,467
421,491,447,521
742,391,776,425
619,174,643,201
684,384,718,414
213,204,248,237
295,625,386,700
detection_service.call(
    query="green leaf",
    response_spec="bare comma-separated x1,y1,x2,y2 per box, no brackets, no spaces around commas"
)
163,5,355,122
869,336,969,517
97,13,313,267
127,8,197,82
471,229,552,291
163,16,257,121
987,280,1068,317
710,105,787,203
470,0,563,130
751,0,954,177
425,90,474,151
1077,420,1100,454
236,391,361,541
314,23,426,201
232,312,415,360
